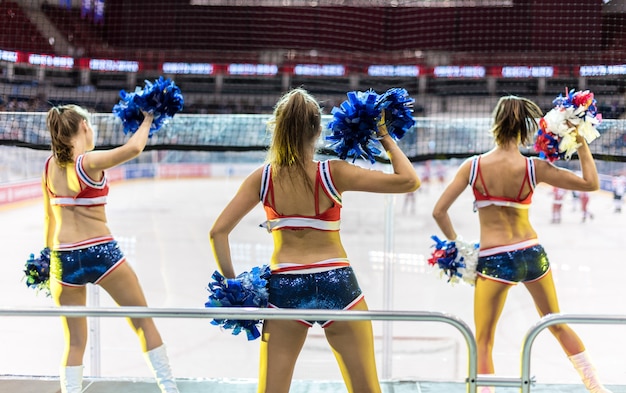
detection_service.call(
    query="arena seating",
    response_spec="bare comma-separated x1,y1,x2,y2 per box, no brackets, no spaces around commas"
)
0,1,50,54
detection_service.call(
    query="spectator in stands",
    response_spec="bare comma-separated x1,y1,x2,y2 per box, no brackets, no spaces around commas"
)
210,88,420,393
432,95,611,393
43,105,179,393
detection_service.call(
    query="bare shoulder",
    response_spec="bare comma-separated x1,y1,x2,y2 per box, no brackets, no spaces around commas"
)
531,157,557,176
243,164,266,185
455,156,475,176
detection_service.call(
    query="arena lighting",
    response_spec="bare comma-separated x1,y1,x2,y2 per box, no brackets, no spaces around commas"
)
293,64,345,76
367,65,420,77
227,63,278,76
189,0,513,6
89,59,139,72
0,50,18,63
433,65,485,78
162,62,214,75
28,54,73,69
579,64,626,77
501,66,554,78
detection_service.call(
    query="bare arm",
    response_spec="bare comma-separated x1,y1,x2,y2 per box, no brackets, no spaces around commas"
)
83,112,155,173
432,159,472,240
332,123,420,193
209,167,263,278
41,174,55,248
535,136,599,191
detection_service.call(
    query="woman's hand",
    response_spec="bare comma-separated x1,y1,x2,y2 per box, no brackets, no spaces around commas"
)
377,111,388,138
141,110,154,124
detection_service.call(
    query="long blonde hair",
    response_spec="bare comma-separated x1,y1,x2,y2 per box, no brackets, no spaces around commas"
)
46,104,91,166
266,88,322,189
490,95,543,147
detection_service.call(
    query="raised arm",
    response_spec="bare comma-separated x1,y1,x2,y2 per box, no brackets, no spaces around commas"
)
332,123,421,194
83,112,155,173
535,135,599,191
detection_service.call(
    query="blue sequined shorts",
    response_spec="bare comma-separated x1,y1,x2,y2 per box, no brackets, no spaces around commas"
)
477,240,550,285
268,265,364,328
51,237,126,287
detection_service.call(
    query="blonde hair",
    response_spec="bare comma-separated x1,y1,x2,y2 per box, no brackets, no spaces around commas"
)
266,88,322,188
490,95,543,146
46,104,91,165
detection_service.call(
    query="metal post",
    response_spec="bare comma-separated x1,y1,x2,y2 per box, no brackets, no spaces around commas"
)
87,285,101,377
381,192,395,379
520,314,626,393
0,306,478,390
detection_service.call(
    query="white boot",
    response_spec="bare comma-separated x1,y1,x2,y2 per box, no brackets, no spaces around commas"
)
144,344,180,393
568,351,613,393
60,365,83,393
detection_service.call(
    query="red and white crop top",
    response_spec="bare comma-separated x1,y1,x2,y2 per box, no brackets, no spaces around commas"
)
45,155,109,207
469,155,536,210
260,161,342,232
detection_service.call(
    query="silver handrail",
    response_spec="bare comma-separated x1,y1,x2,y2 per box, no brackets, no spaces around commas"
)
520,313,626,393
0,306,479,392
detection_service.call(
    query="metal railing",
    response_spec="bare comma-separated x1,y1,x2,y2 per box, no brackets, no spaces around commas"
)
0,306,480,392
520,313,626,393
2,307,623,392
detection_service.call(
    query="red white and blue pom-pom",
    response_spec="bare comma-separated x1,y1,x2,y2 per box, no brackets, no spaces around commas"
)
534,88,602,162
428,235,479,286
24,248,51,296
205,265,270,340
113,76,184,137
326,88,415,163
534,125,561,162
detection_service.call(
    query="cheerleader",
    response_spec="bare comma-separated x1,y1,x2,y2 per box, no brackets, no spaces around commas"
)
209,88,420,393
43,105,179,393
432,95,611,393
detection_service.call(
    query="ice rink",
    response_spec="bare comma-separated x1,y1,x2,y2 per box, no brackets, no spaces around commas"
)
1,167,625,390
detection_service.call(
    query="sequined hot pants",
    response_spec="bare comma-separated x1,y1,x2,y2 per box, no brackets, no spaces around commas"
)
51,236,126,287
476,239,550,285
268,259,364,328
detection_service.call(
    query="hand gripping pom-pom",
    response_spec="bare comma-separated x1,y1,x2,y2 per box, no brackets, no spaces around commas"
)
23,248,51,296
113,76,184,137
376,88,416,140
205,265,271,340
534,88,602,162
326,88,415,163
428,236,479,286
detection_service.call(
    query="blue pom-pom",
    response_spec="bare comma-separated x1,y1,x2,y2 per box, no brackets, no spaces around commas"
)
24,248,51,296
205,265,270,340
326,90,382,163
113,76,184,137
326,88,415,163
376,87,416,140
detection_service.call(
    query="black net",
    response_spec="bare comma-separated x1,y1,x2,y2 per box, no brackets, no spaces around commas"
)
1,0,626,165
